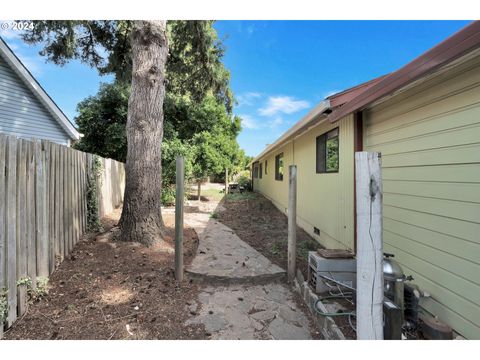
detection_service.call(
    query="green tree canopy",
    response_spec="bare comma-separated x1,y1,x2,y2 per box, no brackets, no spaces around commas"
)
22,20,234,112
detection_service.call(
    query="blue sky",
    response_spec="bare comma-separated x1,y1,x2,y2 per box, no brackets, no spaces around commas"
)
0,20,471,156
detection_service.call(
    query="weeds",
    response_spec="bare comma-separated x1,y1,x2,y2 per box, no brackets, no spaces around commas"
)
226,192,256,201
0,288,7,324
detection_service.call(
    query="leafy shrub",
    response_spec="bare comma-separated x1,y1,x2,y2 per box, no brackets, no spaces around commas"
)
161,185,176,206
236,170,252,191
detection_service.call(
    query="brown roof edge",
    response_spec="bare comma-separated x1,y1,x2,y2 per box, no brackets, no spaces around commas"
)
328,21,480,123
327,74,389,108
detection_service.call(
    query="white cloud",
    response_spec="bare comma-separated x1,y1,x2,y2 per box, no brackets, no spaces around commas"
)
236,91,262,107
240,114,285,130
267,117,283,128
240,114,261,130
259,96,310,116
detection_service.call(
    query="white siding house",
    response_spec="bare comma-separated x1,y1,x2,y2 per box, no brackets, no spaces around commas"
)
0,38,79,145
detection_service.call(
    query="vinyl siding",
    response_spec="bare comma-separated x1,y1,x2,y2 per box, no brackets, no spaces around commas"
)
364,55,480,339
254,114,355,250
0,55,70,145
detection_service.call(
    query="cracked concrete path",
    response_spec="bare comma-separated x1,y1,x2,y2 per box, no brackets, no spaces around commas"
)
185,284,312,340
177,198,317,340
185,211,285,283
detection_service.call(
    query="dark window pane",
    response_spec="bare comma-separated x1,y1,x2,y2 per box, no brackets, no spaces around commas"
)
316,134,326,173
316,128,339,173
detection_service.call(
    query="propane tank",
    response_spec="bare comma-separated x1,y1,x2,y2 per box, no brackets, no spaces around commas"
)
383,253,413,325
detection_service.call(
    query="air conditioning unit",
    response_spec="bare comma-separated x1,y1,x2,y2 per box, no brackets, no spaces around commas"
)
307,251,356,294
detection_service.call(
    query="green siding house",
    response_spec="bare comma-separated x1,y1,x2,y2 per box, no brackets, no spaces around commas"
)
251,21,480,339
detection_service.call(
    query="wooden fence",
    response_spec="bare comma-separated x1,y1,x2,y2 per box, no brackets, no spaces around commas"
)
0,134,125,337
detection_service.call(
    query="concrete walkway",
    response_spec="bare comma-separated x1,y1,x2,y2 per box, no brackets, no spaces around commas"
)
182,199,317,340
185,212,285,283
186,284,312,340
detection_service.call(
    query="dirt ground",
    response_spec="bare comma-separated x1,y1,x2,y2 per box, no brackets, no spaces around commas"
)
4,210,207,340
216,192,322,279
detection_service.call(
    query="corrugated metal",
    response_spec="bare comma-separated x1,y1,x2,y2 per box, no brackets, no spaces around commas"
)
364,54,480,339
0,56,70,145
254,114,355,251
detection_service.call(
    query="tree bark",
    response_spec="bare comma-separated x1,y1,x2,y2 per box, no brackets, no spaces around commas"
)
197,181,201,201
118,20,168,246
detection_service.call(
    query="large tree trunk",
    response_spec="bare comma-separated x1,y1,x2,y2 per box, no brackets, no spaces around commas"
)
118,20,168,246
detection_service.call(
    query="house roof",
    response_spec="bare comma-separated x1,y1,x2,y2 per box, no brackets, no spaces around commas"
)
0,37,80,141
328,20,480,122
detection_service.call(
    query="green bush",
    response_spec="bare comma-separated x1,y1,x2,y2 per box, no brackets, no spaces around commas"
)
237,170,252,190
161,185,176,206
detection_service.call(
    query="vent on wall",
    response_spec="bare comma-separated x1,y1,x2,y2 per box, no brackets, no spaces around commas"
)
314,227,320,235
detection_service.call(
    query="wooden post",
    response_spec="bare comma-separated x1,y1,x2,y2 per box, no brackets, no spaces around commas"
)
35,140,48,278
16,139,28,316
6,136,17,327
175,156,184,282
26,141,36,289
225,168,229,195
355,152,384,340
0,135,6,337
287,165,297,282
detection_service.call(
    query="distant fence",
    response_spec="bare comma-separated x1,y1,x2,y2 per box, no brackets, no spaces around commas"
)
0,133,125,337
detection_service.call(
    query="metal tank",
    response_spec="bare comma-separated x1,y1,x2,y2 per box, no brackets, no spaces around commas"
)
383,253,412,325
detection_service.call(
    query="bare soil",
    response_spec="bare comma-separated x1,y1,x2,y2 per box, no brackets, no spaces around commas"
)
4,209,207,340
216,192,322,279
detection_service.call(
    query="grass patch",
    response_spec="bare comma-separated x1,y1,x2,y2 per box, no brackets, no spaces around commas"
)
188,187,225,202
225,192,256,201
298,239,318,259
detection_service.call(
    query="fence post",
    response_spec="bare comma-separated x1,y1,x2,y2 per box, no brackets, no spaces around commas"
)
225,168,229,195
287,165,297,282
0,134,6,337
175,156,184,282
35,140,48,278
6,136,17,327
355,152,384,340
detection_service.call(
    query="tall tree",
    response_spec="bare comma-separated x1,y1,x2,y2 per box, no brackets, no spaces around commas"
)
23,20,168,246
23,21,243,245
119,20,168,245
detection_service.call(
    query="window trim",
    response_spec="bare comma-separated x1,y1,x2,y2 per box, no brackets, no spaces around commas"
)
275,153,284,181
316,127,339,174
259,163,263,179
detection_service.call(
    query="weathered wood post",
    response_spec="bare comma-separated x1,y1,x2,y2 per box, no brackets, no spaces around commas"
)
287,165,297,282
175,155,184,282
355,152,384,340
225,168,229,195
0,134,6,339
